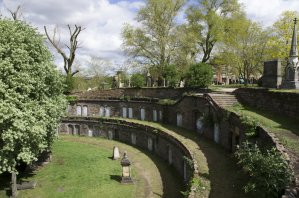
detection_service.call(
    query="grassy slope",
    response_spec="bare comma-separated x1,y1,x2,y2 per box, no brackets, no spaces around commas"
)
228,104,299,155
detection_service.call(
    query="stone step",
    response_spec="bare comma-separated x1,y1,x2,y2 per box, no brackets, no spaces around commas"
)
207,93,239,108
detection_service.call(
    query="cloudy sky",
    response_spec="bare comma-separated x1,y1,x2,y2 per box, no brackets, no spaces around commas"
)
1,0,299,73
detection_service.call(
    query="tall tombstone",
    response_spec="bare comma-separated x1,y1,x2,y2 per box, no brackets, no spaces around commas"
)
196,117,204,133
113,146,120,160
262,60,282,88
147,137,153,151
176,113,182,127
146,71,152,87
140,108,145,121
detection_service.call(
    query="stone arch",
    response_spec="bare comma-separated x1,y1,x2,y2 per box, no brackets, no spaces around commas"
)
68,124,74,135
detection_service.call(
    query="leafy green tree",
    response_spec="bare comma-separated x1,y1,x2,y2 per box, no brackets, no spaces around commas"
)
0,19,66,174
185,63,213,87
162,64,180,87
122,0,186,70
267,11,299,61
186,0,241,63
130,73,145,88
236,142,293,197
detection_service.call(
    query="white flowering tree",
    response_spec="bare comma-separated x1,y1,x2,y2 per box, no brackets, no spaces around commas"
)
0,19,66,176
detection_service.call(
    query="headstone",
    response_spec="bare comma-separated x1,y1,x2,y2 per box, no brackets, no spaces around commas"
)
214,123,220,143
262,60,282,88
120,152,133,184
128,108,133,118
82,105,88,116
122,107,127,118
105,107,111,117
147,137,153,151
159,110,163,121
88,129,93,137
131,133,136,145
196,117,204,133
176,113,182,127
76,105,82,116
168,147,172,165
113,146,120,160
146,71,152,87
99,107,104,117
153,110,157,122
140,108,145,121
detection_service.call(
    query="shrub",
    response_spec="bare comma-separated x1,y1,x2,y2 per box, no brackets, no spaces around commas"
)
185,63,213,88
130,73,145,88
235,141,293,197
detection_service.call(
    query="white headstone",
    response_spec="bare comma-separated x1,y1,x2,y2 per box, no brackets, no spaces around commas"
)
153,110,157,122
131,133,136,145
82,105,88,117
147,137,153,151
196,117,204,133
105,107,111,117
122,107,127,118
140,108,145,121
76,105,82,116
176,113,182,127
128,108,133,118
99,107,104,117
113,146,120,160
88,129,93,137
159,110,163,121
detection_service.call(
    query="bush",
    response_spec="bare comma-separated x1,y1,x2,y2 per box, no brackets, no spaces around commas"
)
235,142,293,197
185,63,213,88
130,73,145,88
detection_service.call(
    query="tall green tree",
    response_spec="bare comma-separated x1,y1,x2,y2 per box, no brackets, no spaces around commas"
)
185,62,213,87
0,19,66,174
122,0,186,72
267,11,299,61
186,0,241,63
217,14,269,83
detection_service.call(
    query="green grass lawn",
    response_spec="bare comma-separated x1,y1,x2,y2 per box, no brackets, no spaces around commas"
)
229,104,299,155
0,136,183,198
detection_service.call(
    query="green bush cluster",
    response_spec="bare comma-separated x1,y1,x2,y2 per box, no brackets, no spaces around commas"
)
235,141,293,197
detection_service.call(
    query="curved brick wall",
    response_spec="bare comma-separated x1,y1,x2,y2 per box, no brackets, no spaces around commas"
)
59,117,199,197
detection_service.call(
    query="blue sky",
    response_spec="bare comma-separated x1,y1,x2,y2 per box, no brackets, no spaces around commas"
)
1,0,299,73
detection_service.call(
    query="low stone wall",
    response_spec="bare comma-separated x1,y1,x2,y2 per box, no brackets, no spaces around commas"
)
59,117,199,198
73,87,210,100
234,88,299,120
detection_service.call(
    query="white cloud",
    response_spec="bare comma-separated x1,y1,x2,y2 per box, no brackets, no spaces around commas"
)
239,0,299,27
1,0,144,73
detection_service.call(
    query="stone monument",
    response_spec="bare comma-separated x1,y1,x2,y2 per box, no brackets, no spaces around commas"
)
120,152,133,184
113,146,120,160
262,59,282,88
281,18,299,89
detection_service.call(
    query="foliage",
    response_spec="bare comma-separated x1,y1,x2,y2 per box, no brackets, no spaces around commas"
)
185,63,213,88
235,142,293,197
0,19,66,173
202,113,214,127
65,74,75,94
162,64,180,87
239,114,259,137
186,0,241,63
267,11,299,61
66,95,77,105
122,0,186,71
218,14,269,84
130,73,145,88
157,99,177,105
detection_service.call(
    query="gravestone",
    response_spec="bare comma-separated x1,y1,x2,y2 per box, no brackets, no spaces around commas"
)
147,137,153,151
140,108,145,121
99,107,104,117
131,133,136,145
176,113,182,127
214,123,220,143
108,130,114,140
122,107,127,118
113,146,120,160
159,110,163,121
128,108,133,118
168,147,172,165
82,105,88,117
153,110,157,122
196,117,204,133
88,129,93,137
76,105,82,116
105,107,111,117
262,60,282,88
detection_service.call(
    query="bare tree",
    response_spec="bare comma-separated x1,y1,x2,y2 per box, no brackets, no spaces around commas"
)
44,25,83,77
7,5,23,20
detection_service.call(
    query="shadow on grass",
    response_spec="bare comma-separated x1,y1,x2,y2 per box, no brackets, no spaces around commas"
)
110,175,122,182
240,105,299,135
